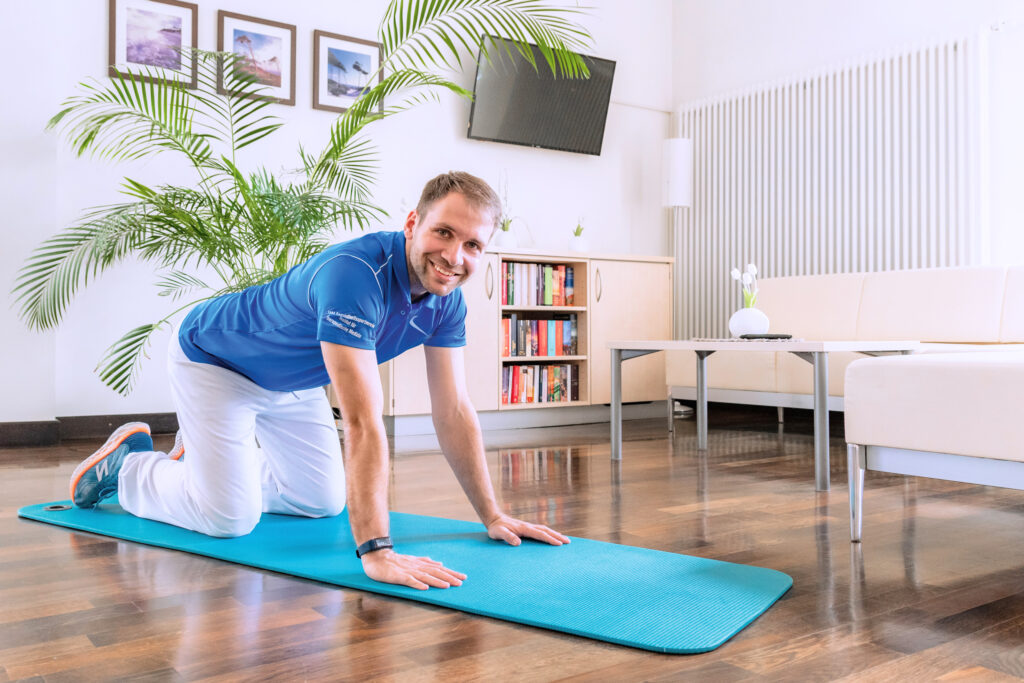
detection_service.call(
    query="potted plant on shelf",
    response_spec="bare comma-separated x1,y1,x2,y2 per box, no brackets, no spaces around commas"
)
12,0,592,395
568,218,588,252
492,176,519,249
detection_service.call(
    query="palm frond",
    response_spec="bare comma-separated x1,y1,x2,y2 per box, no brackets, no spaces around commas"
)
48,57,214,167
12,204,155,329
95,323,164,396
310,69,470,195
155,271,211,300
380,0,591,77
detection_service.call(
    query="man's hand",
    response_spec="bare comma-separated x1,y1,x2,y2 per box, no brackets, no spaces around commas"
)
360,549,467,590
485,514,571,547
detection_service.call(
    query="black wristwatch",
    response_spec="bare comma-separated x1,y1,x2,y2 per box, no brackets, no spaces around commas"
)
355,536,394,558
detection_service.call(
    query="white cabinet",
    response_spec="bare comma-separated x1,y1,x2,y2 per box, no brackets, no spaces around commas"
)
588,259,672,405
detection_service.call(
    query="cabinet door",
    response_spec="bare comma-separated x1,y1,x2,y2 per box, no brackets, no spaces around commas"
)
392,253,500,415
588,259,672,404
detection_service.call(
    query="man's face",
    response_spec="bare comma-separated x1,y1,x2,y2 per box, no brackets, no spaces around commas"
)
404,192,493,297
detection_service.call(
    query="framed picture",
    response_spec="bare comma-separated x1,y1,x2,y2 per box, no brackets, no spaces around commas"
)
217,11,296,106
312,30,382,114
108,0,198,87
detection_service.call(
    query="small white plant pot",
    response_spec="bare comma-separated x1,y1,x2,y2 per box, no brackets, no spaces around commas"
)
492,229,518,249
568,234,590,253
728,307,770,337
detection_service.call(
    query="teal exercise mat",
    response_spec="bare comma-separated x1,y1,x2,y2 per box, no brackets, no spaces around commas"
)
18,500,791,654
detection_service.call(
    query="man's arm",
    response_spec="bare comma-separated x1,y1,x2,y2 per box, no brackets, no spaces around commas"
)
423,345,570,546
321,341,466,589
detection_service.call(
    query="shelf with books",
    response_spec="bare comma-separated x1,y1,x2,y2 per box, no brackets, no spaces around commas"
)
500,360,586,407
499,259,580,308
501,311,582,360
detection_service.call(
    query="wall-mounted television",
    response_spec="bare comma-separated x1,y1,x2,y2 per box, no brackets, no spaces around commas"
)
467,36,616,156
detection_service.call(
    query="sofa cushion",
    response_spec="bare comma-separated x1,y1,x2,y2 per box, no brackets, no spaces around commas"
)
845,352,1024,462
999,265,1024,342
857,267,1006,342
758,272,865,340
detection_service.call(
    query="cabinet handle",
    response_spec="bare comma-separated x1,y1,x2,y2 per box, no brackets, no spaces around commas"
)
595,267,603,302
485,262,494,299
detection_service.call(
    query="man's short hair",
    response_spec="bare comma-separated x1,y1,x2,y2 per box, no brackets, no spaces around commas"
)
416,171,502,231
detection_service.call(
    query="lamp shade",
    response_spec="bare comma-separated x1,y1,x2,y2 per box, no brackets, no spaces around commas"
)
662,137,693,207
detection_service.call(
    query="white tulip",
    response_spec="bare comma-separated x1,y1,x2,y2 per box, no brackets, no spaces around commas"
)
742,273,753,285
746,263,757,275
730,268,741,280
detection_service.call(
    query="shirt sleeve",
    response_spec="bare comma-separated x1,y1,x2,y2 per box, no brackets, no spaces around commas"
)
308,255,384,350
424,288,468,348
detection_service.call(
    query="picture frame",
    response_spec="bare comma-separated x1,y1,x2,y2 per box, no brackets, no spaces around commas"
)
108,0,198,87
312,30,383,114
217,11,297,106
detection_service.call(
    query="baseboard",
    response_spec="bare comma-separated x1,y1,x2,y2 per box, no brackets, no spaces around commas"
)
383,401,668,437
0,412,179,448
57,413,179,440
0,420,61,448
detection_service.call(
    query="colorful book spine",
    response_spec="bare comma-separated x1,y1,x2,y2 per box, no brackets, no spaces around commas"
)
565,266,574,305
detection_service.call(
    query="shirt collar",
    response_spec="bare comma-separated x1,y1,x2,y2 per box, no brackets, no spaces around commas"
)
392,229,412,303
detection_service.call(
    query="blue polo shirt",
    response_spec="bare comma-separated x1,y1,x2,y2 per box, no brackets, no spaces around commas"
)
177,230,467,391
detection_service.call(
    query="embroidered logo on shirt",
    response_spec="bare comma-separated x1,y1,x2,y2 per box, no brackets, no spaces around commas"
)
325,310,374,339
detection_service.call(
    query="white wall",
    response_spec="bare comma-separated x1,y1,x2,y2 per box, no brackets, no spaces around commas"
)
0,0,673,422
672,0,1024,103
672,0,1024,269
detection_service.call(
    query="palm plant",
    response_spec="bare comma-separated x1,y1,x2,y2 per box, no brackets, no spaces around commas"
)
13,0,591,396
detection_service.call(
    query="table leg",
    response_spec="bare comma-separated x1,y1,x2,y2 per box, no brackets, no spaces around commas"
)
813,351,830,491
611,348,623,461
696,351,711,450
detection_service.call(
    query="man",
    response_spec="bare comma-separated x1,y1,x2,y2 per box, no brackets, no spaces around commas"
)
69,171,569,591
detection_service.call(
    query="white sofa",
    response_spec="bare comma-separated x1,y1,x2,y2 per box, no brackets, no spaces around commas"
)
666,265,1024,411
845,351,1024,541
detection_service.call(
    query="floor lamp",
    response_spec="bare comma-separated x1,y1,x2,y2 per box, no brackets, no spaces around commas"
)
662,137,692,340
663,137,694,418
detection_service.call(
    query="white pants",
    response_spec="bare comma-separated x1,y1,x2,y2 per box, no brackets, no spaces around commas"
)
118,332,346,537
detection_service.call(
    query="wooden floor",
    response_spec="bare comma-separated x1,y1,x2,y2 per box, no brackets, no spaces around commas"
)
2,412,1024,682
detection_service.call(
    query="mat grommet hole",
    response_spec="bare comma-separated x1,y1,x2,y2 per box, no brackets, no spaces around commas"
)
43,504,73,511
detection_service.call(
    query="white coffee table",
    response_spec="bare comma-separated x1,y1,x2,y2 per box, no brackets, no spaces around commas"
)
607,339,921,490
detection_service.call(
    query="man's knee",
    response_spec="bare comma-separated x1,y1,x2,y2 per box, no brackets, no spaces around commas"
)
197,502,262,538
304,490,346,518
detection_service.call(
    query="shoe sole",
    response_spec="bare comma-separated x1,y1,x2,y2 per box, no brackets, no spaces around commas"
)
69,422,151,501
168,432,184,461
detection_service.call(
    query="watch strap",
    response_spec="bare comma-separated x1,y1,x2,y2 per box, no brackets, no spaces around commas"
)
355,536,394,558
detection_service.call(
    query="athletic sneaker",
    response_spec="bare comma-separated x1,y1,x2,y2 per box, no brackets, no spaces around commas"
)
168,430,184,461
70,422,153,508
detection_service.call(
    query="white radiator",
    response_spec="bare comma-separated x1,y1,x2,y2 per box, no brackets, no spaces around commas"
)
670,35,988,339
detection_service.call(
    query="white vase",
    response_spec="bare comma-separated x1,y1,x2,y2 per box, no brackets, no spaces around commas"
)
568,234,589,253
728,307,770,337
492,229,517,249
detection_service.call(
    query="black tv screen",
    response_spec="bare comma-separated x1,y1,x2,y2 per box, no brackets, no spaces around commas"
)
467,37,616,156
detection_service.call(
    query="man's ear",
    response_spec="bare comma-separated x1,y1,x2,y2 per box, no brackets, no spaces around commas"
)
403,210,418,237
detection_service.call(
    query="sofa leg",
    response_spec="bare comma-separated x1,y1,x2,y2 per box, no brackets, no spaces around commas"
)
848,443,865,542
